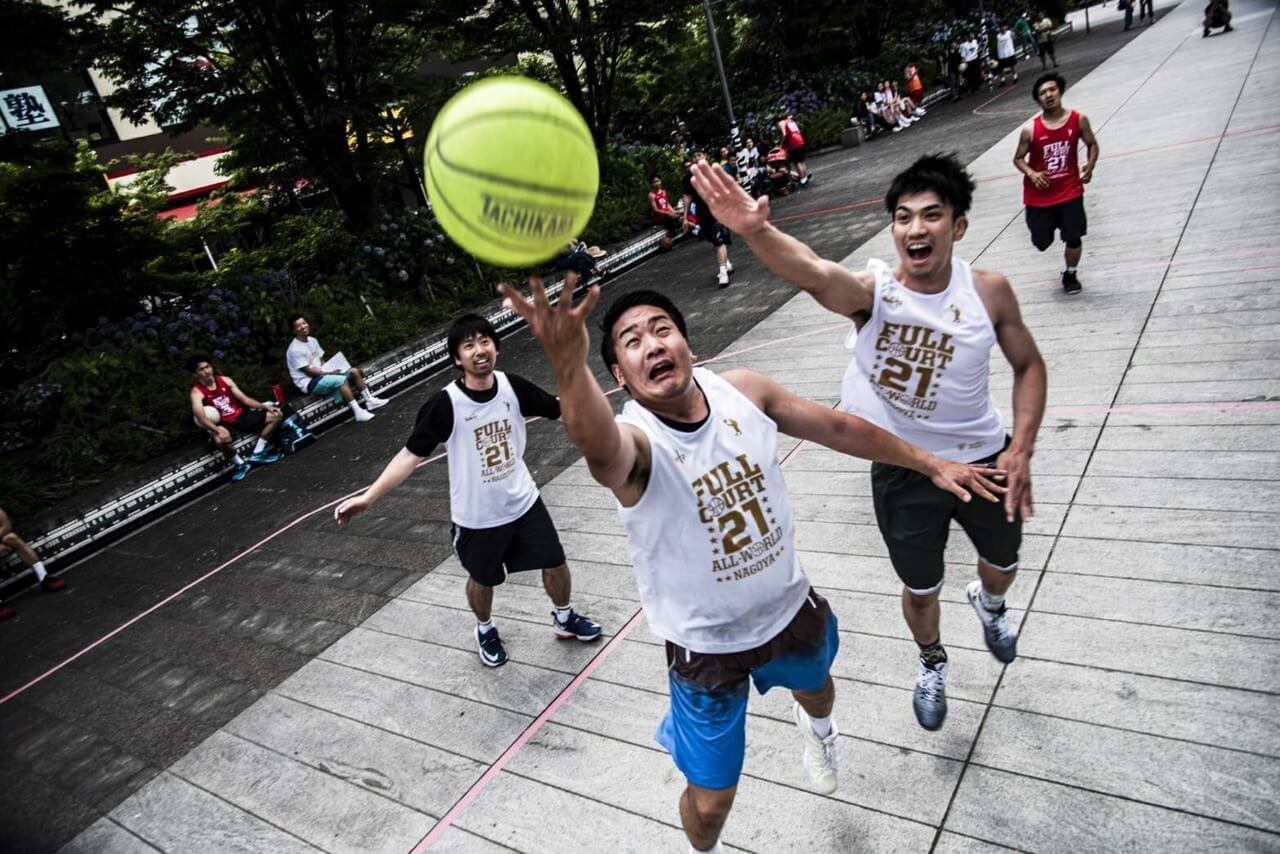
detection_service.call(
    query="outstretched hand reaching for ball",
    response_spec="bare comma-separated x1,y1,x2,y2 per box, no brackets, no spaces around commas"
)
691,160,770,236
498,272,600,379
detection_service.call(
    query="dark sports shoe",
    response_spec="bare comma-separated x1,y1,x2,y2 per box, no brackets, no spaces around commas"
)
247,451,281,466
913,659,948,731
552,609,602,642
1061,270,1082,294
475,625,507,667
231,461,252,482
41,577,67,593
966,580,1018,663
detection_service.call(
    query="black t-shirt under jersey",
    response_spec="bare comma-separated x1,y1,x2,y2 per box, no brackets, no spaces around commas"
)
405,373,560,458
682,172,717,226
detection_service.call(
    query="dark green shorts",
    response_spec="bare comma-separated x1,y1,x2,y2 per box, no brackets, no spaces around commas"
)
870,441,1021,593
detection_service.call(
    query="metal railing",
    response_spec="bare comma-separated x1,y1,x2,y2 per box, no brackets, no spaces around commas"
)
1,227,675,590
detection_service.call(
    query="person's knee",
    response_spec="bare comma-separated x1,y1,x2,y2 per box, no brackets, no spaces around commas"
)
686,786,735,827
349,367,364,381
1065,237,1083,250
266,408,282,423
1031,234,1054,252
904,587,940,611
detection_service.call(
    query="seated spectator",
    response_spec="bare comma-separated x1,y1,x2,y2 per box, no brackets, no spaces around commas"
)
550,238,607,281
0,506,65,620
287,316,387,420
878,82,912,132
190,357,284,482
718,145,739,179
890,81,926,118
860,91,893,137
1204,0,1233,35
905,62,926,109
648,175,683,232
765,148,793,196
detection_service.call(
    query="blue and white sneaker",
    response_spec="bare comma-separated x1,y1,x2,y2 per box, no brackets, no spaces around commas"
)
552,609,602,642
966,580,1018,663
231,461,252,482
913,658,948,731
246,451,281,466
475,625,507,667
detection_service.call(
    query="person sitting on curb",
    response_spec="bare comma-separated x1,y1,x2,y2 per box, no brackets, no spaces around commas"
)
1204,0,1233,35
649,175,683,233
190,357,283,482
0,506,66,620
286,316,386,422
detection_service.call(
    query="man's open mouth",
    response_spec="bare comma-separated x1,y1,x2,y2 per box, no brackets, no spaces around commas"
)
907,243,933,262
648,360,675,381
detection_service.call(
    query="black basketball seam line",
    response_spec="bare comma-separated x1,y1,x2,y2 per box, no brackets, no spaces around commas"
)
425,163,571,261
436,104,596,158
428,130,598,203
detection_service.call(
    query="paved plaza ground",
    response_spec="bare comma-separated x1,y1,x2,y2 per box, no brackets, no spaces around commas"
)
2,0,1277,850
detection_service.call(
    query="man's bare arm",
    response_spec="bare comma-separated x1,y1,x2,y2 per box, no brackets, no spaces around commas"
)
690,161,874,318
334,447,421,525
1079,114,1100,182
224,377,268,410
498,276,651,505
724,368,1005,503
190,387,218,430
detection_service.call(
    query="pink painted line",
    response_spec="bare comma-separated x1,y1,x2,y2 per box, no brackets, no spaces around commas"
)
0,489,365,707
1047,401,1280,416
411,431,815,850
409,610,646,851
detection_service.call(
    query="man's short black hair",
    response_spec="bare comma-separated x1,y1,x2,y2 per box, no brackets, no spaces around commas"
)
188,355,210,373
447,313,500,364
289,314,306,331
884,153,976,219
1032,71,1067,102
600,290,689,370
649,174,661,182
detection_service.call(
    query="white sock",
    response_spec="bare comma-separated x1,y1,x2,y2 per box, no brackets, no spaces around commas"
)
554,605,573,624
809,714,833,739
690,843,723,854
477,619,495,634
253,437,268,455
348,400,365,414
1063,265,1078,273
232,453,246,466
361,388,374,402
31,560,47,582
978,585,1006,612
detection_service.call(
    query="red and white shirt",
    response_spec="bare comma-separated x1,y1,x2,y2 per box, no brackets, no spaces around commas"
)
194,375,243,424
1024,110,1085,207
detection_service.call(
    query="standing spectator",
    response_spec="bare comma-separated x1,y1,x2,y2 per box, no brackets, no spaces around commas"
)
190,357,283,481
649,175,682,232
1015,13,1038,52
1139,0,1155,24
1119,0,1135,30
286,316,387,420
904,62,926,111
996,22,1019,85
776,114,810,187
1034,12,1059,69
0,506,66,620
946,41,964,100
959,32,982,95
681,151,736,288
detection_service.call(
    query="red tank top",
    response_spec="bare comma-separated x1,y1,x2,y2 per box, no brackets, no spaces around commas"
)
195,375,243,423
1024,110,1084,207
781,118,804,150
650,188,672,223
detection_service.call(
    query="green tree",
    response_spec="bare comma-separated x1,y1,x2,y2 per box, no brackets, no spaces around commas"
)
75,1,470,230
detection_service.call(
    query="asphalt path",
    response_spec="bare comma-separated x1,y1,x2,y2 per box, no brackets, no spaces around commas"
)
0,13,1159,851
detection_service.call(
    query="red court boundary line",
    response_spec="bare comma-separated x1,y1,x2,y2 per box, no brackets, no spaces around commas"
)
410,435,815,851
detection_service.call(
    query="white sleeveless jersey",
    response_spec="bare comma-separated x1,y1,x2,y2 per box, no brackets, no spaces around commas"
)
616,368,810,654
444,372,539,528
840,258,1005,462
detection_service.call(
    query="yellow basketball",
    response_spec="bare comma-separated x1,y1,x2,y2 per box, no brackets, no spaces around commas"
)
424,77,600,267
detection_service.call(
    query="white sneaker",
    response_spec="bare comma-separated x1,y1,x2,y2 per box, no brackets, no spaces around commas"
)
914,108,926,117
892,126,902,133
792,702,838,794
363,396,389,410
716,269,729,288
353,406,375,423
725,260,734,274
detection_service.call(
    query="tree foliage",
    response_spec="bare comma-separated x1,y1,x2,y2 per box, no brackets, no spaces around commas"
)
74,0,471,229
